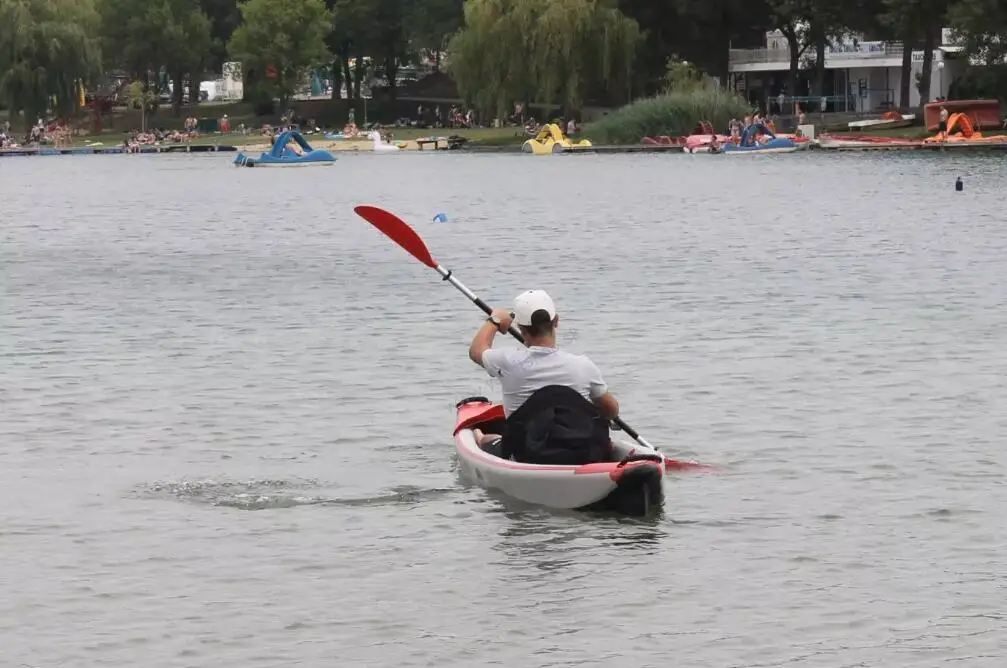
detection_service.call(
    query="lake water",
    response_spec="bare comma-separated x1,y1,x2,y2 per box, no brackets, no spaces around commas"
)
3,150,1006,667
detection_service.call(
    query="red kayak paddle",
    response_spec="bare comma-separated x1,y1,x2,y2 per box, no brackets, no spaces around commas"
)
353,204,717,474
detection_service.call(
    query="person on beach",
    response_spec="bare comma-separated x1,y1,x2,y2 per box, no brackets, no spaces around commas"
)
728,118,741,143
468,290,621,465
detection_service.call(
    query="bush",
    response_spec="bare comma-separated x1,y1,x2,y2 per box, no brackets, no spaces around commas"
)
663,57,705,93
245,83,276,117
948,65,1007,103
586,88,749,144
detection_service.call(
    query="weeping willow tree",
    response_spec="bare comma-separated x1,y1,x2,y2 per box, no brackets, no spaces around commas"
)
0,0,102,127
446,0,640,117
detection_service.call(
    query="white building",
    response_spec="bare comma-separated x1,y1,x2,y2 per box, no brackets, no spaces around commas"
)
728,28,966,113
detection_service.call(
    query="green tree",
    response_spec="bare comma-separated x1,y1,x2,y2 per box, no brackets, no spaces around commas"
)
123,79,157,130
330,0,412,104
100,0,214,114
949,0,1007,66
882,0,949,109
767,1,812,102
199,0,242,69
665,0,773,89
802,0,851,102
663,57,705,92
408,0,463,71
326,0,366,102
163,4,214,113
179,9,216,110
228,0,332,110
0,0,102,127
447,0,640,117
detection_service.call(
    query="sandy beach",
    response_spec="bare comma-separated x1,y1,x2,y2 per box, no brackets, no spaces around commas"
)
239,137,454,152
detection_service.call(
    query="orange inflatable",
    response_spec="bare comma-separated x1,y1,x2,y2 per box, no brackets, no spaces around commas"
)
924,112,1007,143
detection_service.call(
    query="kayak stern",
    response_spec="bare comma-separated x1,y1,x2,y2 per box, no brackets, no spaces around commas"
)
453,396,665,516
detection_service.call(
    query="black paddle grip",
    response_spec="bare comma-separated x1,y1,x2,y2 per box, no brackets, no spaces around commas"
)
472,297,492,316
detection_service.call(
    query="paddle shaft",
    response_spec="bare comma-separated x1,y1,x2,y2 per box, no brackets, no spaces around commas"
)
433,263,658,450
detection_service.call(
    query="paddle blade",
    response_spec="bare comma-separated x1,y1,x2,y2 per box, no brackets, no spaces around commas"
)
354,205,437,268
626,444,717,473
664,458,718,473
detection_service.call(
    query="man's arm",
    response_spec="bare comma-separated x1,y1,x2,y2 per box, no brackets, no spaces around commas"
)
469,307,512,367
586,359,619,419
592,392,620,420
468,320,498,367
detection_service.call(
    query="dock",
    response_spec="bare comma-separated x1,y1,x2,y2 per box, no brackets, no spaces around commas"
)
814,140,1007,152
464,143,685,154
0,144,238,157
578,144,685,154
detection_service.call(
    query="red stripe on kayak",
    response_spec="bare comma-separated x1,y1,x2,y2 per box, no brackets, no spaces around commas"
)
453,403,504,435
456,435,583,471
454,434,663,477
453,401,663,477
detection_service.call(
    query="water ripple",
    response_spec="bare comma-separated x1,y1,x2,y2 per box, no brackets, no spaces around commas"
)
3,151,1007,666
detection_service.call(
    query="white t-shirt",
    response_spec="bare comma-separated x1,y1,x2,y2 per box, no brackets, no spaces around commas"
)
481,346,608,417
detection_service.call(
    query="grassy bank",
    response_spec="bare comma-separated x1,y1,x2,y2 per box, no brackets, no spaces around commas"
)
4,100,527,147
60,124,525,148
587,89,749,144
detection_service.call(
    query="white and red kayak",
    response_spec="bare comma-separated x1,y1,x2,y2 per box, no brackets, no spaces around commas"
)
452,396,666,516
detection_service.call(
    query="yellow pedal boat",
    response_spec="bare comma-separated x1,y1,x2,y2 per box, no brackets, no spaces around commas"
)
521,123,593,154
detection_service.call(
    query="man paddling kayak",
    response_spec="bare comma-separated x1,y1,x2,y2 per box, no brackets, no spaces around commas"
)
468,289,621,464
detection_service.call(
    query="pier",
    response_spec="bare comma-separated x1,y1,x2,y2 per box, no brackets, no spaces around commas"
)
0,144,238,158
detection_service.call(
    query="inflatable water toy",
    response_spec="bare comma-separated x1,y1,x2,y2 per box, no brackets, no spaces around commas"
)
522,123,592,154
723,137,802,154
775,133,812,147
683,133,731,153
923,112,1007,144
641,135,687,147
368,130,406,152
453,396,665,516
234,130,335,167
325,122,362,140
924,99,1001,131
722,122,803,155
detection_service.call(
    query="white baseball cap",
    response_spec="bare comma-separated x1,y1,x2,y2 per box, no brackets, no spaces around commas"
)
512,290,556,326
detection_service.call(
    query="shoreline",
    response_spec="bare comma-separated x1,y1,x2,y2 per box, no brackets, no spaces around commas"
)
4,137,1007,158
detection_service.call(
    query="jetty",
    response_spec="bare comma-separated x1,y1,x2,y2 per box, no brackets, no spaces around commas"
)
0,144,238,157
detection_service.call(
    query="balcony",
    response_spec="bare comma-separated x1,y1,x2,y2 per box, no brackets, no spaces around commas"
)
729,42,906,69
